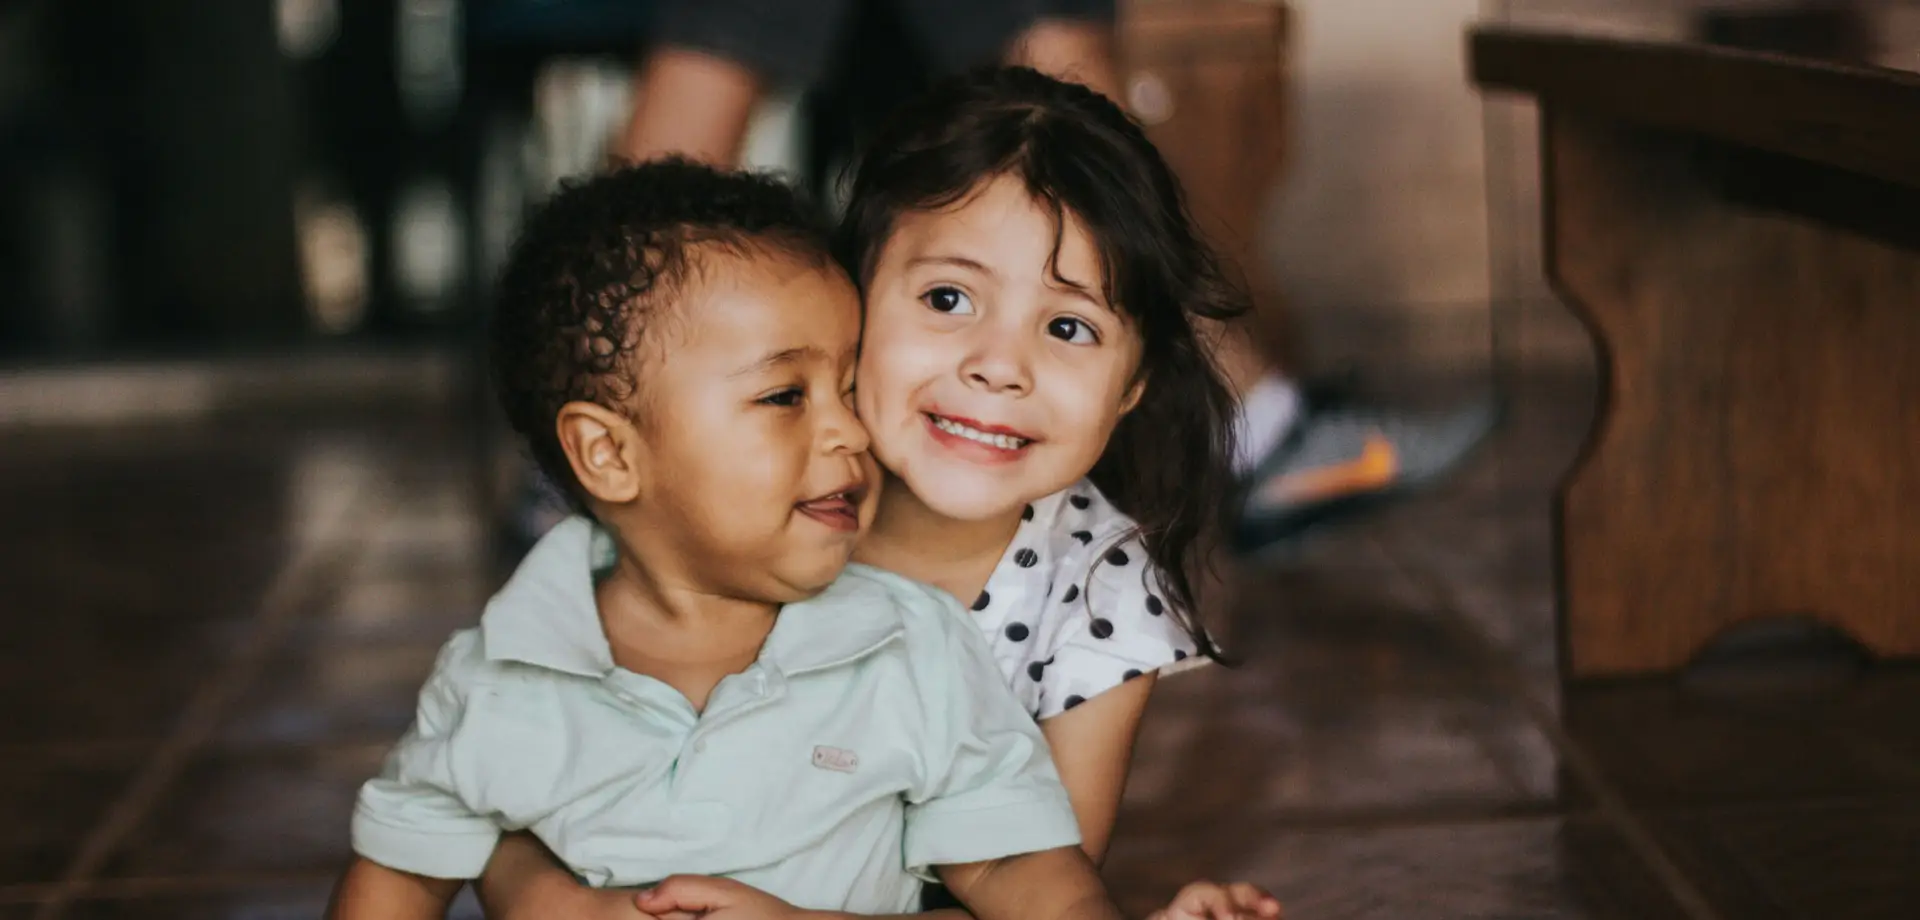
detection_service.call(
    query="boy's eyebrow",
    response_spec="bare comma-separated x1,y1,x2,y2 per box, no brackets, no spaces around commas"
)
731,346,817,378
729,343,855,378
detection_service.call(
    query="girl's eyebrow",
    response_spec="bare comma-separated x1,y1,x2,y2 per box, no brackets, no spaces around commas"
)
907,253,1106,310
904,254,992,275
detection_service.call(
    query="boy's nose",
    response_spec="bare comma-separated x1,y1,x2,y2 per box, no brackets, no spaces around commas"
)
821,397,871,454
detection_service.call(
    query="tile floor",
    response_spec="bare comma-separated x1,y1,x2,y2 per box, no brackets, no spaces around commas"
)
1,367,1914,919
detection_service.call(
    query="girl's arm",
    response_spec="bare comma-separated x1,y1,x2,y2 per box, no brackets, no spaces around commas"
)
327,857,464,920
475,834,637,920
1038,673,1157,865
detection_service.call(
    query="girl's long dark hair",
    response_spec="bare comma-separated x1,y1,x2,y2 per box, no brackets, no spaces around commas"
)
837,66,1245,660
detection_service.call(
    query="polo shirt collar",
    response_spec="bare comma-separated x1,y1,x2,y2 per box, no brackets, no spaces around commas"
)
481,516,615,678
480,517,902,679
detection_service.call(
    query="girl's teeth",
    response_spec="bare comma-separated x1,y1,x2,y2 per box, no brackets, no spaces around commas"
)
933,416,1028,450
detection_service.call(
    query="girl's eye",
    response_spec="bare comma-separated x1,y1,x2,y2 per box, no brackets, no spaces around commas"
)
758,387,804,407
922,286,975,315
1047,316,1099,345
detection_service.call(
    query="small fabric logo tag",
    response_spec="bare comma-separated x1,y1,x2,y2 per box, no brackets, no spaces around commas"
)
811,745,859,773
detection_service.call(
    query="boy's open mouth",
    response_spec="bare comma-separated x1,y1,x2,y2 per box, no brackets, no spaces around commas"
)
796,482,867,532
924,413,1034,452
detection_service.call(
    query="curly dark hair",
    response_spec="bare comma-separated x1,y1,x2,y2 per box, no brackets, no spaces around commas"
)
489,158,835,513
837,66,1246,661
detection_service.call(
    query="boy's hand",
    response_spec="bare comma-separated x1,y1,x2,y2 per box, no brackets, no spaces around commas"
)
1147,881,1283,920
632,876,810,920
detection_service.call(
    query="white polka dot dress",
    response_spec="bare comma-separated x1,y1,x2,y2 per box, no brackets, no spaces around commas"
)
965,480,1209,720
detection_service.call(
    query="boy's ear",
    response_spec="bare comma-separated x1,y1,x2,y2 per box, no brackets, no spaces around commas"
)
556,402,644,505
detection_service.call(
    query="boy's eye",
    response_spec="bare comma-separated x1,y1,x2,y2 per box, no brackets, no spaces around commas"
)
922,286,975,315
1047,317,1099,345
758,387,804,407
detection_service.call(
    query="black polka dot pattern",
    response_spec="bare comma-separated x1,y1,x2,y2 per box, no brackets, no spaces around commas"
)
970,483,1198,721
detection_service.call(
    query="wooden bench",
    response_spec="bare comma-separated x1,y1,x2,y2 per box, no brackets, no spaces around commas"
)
1470,29,1920,678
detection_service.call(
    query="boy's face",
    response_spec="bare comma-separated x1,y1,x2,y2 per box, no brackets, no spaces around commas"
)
614,251,875,602
856,174,1145,522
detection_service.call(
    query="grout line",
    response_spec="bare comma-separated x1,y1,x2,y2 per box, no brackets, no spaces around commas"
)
1365,525,1726,920
29,488,380,920
0,871,343,906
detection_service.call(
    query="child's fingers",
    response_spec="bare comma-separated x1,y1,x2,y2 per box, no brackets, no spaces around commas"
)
1226,881,1283,917
633,875,738,914
1169,881,1234,919
1165,880,1283,920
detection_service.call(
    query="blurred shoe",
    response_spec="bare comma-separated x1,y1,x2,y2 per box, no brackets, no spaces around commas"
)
1230,395,1500,554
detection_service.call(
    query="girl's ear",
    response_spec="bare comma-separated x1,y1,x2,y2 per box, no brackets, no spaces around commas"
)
1120,374,1146,416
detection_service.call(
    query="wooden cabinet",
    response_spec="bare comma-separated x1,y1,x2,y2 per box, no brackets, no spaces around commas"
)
1120,0,1292,342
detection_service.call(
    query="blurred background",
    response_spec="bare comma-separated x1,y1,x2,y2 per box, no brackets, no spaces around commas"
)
4,1,1918,918
0,0,1518,379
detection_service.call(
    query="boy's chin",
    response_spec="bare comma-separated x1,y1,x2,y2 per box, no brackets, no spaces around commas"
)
768,551,858,601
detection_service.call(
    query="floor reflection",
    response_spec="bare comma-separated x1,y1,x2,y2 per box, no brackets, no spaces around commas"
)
1,364,1914,919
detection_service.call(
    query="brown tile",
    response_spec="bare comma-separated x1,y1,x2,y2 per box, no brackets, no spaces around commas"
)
286,563,492,649
0,753,144,887
217,644,441,748
1104,817,1691,920
56,884,488,919
1564,669,1920,808
1121,643,1567,833
1648,801,1920,920
0,646,212,748
100,746,383,879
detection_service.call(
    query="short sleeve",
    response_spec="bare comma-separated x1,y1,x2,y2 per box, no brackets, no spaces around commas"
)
901,588,1081,879
1036,534,1205,720
350,630,504,879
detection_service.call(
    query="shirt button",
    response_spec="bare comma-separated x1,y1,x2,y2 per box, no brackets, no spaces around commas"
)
693,739,708,753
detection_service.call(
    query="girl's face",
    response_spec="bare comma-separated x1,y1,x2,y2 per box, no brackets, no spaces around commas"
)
856,174,1144,522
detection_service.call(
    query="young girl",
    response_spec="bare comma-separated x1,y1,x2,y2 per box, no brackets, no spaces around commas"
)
480,66,1255,919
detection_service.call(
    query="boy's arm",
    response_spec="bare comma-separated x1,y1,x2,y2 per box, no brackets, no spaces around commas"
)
342,632,506,909
936,847,1121,920
328,856,464,920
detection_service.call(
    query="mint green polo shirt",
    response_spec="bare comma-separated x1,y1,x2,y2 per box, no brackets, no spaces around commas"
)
351,517,1081,914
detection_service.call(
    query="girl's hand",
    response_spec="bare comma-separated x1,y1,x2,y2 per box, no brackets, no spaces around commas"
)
1146,880,1283,920
632,876,810,920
